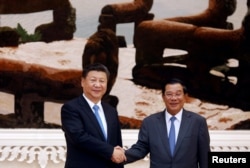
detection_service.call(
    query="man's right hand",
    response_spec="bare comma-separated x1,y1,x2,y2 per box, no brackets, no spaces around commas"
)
111,146,127,163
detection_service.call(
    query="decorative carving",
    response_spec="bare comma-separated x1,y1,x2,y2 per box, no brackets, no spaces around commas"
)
0,130,250,167
0,146,66,168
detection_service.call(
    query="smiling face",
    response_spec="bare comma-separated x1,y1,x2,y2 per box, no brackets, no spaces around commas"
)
162,83,186,115
81,70,108,104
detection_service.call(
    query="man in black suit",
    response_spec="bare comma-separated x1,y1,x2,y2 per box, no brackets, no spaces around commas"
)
123,78,210,168
61,63,125,168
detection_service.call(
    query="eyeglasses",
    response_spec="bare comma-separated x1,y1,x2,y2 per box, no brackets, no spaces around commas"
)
164,92,183,99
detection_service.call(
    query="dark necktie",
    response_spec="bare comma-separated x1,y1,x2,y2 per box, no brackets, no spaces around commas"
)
169,116,176,156
93,105,106,140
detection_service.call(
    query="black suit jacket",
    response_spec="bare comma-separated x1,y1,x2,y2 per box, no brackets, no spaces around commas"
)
61,95,123,168
125,109,210,168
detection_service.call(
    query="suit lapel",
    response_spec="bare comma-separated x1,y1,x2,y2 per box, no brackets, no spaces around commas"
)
157,111,172,157
102,103,110,141
79,96,106,141
174,110,192,156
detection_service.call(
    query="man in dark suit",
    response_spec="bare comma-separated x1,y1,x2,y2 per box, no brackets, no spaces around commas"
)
123,78,210,168
61,63,125,168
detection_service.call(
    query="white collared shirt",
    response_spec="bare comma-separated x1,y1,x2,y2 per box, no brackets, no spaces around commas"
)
82,94,107,136
165,109,183,143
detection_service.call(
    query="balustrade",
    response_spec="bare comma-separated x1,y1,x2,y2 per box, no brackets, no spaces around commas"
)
0,129,249,168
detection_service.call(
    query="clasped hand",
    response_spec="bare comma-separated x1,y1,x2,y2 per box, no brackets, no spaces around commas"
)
111,146,127,164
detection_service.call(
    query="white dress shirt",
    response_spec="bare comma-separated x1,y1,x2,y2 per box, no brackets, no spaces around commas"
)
165,109,183,143
82,94,107,136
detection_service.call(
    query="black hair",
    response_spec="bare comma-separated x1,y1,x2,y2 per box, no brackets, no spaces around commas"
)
82,63,110,79
161,78,187,95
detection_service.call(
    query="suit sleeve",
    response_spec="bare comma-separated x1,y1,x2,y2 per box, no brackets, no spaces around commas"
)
61,103,114,160
125,119,150,163
198,117,211,168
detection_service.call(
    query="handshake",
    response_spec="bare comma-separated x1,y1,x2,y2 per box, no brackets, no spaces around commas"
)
111,146,127,164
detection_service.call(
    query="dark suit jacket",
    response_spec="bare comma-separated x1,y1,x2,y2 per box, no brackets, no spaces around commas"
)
125,109,210,168
61,95,123,168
